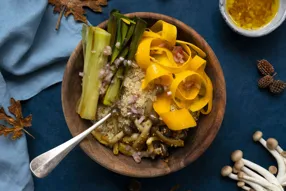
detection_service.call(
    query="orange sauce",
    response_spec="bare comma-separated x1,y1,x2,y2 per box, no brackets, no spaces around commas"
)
226,0,279,30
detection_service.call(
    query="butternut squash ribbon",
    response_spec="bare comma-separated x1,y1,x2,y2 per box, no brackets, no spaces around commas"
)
135,20,213,131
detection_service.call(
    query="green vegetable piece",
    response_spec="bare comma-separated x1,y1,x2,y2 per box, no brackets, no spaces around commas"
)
113,143,119,155
111,19,123,63
92,131,109,146
113,12,136,24
119,143,135,156
107,9,119,48
127,18,147,60
133,120,153,151
81,23,88,57
119,46,129,58
103,66,124,106
109,131,124,145
122,133,139,144
77,26,111,120
155,130,184,147
116,18,123,44
121,22,129,43
122,23,135,48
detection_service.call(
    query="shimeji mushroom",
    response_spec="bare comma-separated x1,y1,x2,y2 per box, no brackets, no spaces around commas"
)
269,166,278,175
221,131,286,191
232,149,283,190
253,131,286,183
238,171,281,191
265,137,286,185
221,166,239,180
232,150,273,183
233,160,268,191
221,166,266,191
234,160,269,186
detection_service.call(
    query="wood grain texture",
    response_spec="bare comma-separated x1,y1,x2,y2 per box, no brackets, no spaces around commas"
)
62,12,226,177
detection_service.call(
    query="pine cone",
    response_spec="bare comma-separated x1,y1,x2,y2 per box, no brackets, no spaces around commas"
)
269,80,286,94
258,75,274,88
257,59,275,76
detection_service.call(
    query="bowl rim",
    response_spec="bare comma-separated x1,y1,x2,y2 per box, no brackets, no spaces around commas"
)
62,12,227,177
219,0,286,37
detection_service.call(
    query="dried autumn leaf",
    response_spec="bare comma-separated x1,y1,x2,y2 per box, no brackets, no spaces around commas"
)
0,107,16,126
48,0,108,30
9,97,23,119
0,98,34,140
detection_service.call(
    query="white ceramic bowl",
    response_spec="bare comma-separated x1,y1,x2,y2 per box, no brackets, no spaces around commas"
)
219,0,286,37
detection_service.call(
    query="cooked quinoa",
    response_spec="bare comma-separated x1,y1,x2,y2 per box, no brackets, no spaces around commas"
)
95,67,156,139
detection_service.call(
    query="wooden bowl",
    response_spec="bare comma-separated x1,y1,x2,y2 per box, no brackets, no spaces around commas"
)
62,12,226,177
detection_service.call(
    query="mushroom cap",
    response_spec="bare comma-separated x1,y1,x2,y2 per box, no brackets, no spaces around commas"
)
266,138,278,150
233,168,238,174
231,150,243,162
238,171,245,179
234,160,244,170
253,131,263,142
237,181,245,187
281,151,286,158
269,165,278,175
221,166,232,177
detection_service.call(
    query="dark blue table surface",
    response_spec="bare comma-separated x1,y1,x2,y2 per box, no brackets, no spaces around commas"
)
23,0,286,190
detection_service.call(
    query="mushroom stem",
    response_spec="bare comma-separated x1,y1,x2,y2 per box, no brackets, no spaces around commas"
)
242,158,281,186
243,180,265,191
280,176,286,184
229,173,238,181
222,166,266,191
241,186,251,191
238,172,278,190
241,180,266,191
276,146,283,154
256,135,286,182
241,165,268,183
281,151,286,158
231,149,280,186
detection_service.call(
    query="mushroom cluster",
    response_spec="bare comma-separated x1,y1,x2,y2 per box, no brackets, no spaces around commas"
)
221,131,286,191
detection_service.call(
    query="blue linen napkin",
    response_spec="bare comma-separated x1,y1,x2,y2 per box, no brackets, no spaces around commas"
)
0,1,82,190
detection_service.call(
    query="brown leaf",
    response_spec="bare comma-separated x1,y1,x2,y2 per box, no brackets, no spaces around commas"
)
48,0,108,30
0,124,14,136
0,98,33,140
8,98,23,119
11,129,23,141
20,115,32,127
0,107,17,126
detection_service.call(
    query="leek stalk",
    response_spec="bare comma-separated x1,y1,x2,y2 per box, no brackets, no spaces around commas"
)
81,23,88,57
77,26,111,120
103,17,147,106
103,66,124,106
107,10,119,48
127,18,147,60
